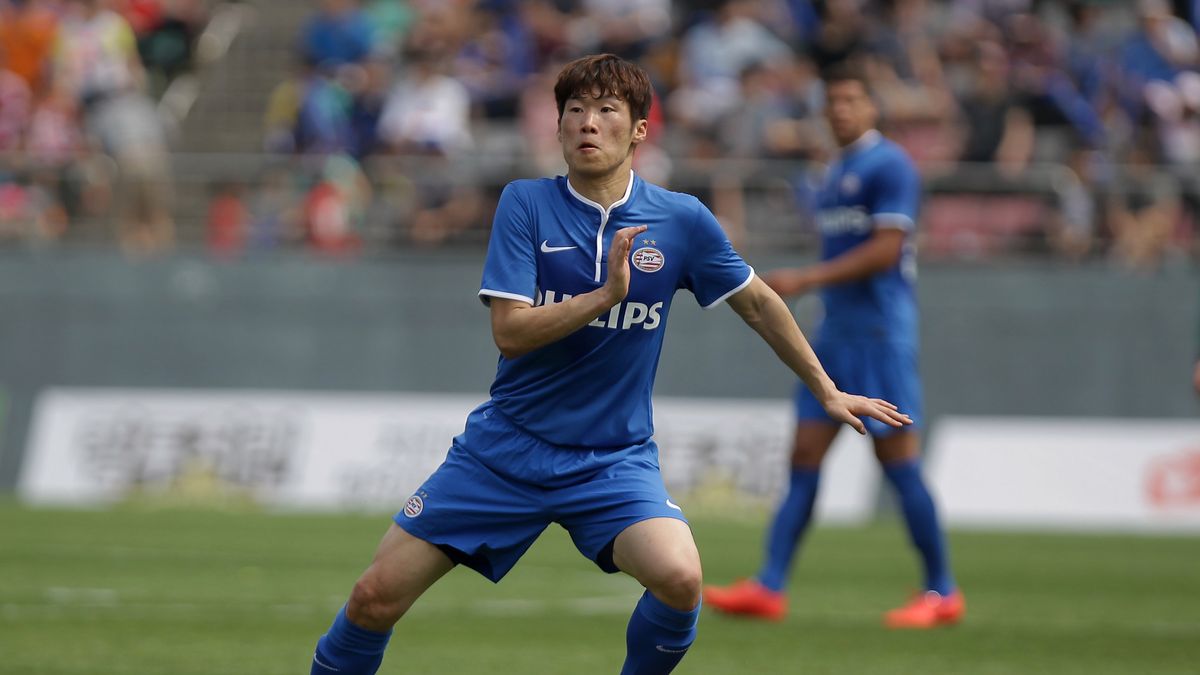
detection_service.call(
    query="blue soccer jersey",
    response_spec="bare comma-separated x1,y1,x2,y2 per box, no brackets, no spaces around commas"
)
479,172,753,448
814,130,920,344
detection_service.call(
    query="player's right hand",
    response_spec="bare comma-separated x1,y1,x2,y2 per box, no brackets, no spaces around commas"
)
603,225,648,304
821,392,912,435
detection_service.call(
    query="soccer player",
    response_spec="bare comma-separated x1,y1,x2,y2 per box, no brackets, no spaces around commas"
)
309,54,911,675
704,65,964,629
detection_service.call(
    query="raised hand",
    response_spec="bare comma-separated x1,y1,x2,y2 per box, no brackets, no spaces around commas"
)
603,225,648,304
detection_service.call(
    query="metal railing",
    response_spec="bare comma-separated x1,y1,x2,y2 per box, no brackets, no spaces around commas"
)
1,150,1195,264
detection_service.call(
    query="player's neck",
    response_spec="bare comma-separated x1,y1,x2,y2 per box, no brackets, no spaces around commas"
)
837,128,882,153
566,168,634,212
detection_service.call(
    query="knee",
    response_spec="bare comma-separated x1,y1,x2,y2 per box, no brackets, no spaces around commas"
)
790,442,826,468
645,561,703,611
347,572,404,629
875,446,920,466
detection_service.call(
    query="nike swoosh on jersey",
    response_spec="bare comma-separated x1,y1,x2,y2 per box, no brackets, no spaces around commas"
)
666,499,682,511
541,240,578,253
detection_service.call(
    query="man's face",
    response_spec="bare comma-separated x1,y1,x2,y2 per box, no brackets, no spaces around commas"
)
825,79,878,147
557,93,647,178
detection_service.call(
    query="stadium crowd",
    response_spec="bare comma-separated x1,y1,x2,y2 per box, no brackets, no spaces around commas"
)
0,0,209,253
3,0,1200,267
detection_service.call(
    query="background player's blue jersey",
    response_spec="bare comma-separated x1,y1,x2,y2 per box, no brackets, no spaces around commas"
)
479,173,753,448
815,130,920,344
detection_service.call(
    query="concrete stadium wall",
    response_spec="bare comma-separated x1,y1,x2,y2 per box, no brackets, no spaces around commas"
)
1,250,1197,489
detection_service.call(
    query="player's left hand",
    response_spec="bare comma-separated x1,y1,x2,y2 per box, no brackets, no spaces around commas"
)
821,392,912,435
763,269,818,297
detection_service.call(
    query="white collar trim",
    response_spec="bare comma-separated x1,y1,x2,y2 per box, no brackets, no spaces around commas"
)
566,170,636,215
841,129,882,156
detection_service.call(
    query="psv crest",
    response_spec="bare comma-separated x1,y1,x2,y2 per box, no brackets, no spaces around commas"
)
403,495,424,518
840,173,861,196
631,244,665,273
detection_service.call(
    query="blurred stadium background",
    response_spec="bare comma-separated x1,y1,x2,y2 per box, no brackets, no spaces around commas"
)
1,0,1198,673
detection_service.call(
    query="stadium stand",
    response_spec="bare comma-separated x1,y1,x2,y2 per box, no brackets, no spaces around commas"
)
0,0,1196,268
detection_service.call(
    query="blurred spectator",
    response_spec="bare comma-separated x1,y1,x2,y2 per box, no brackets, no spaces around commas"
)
128,0,209,97
294,64,355,155
263,58,309,154
23,91,89,241
0,0,60,97
363,0,415,59
402,1,471,59
454,5,536,119
670,0,792,154
514,0,575,65
54,0,175,255
954,41,1034,175
0,68,32,153
1005,11,1106,155
345,57,392,159
206,180,248,256
807,0,868,73
301,0,374,69
1063,0,1118,119
570,0,672,61
377,47,472,155
1047,146,1100,261
247,165,302,250
1143,72,1200,164
861,0,956,131
1106,130,1183,270
302,153,369,254
717,60,799,160
1118,0,1199,122
518,62,567,176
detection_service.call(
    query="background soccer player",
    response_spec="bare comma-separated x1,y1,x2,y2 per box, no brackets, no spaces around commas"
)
705,65,964,629
309,54,910,675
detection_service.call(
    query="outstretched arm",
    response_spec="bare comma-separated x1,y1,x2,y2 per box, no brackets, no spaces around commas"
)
490,225,646,359
726,275,911,434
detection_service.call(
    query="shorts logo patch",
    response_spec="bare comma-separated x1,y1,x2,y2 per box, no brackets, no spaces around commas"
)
632,247,664,273
403,495,424,518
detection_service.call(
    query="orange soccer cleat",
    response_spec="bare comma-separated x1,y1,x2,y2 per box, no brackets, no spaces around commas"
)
883,590,966,629
703,579,787,621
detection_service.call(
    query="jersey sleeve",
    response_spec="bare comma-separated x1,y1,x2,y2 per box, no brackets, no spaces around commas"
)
869,151,920,231
479,183,538,306
680,199,754,309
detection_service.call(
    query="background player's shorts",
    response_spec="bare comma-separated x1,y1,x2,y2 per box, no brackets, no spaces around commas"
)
394,402,687,583
795,336,923,436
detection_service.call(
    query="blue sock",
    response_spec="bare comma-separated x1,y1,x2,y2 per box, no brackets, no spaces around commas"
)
311,606,393,675
620,590,700,675
882,458,955,596
756,467,821,592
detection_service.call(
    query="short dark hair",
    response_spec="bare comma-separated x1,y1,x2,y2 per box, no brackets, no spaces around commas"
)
554,54,653,123
822,62,872,96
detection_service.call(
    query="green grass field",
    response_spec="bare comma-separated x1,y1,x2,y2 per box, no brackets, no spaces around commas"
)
1,504,1197,674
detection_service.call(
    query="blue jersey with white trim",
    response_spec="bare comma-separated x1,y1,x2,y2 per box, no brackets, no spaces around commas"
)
479,173,753,448
815,130,920,344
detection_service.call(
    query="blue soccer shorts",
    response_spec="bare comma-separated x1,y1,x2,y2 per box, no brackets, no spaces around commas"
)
394,402,688,583
795,336,924,437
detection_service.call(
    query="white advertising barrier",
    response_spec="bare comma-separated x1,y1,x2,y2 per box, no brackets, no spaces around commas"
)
20,388,879,522
927,416,1200,532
